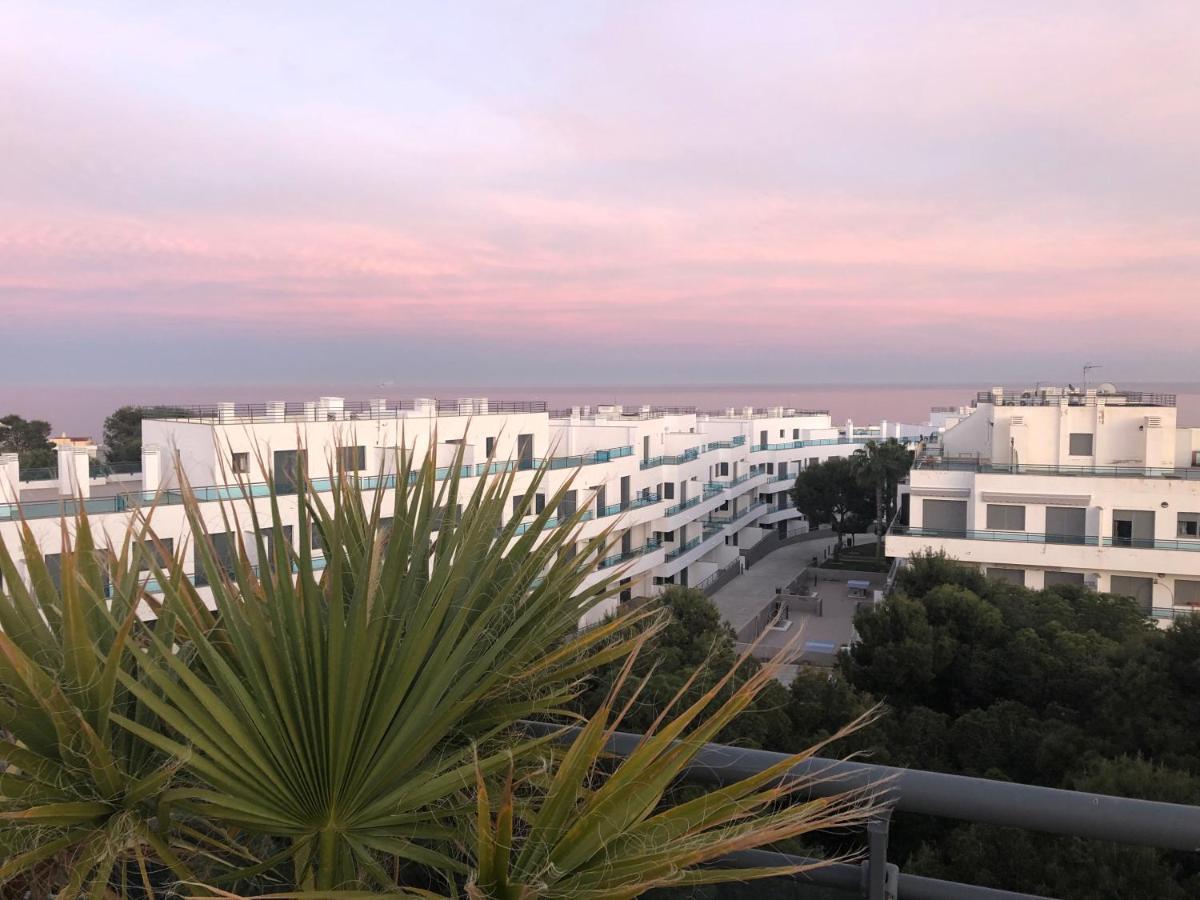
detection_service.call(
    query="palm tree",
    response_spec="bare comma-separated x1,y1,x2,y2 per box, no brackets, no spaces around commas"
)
851,439,913,559
2,442,882,894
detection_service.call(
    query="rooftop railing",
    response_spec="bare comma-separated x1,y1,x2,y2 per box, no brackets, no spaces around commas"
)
549,405,699,419
520,720,1200,900
701,408,831,418
152,399,550,423
914,455,1200,480
977,391,1176,408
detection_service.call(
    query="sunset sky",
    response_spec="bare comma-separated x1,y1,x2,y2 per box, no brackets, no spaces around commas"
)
2,2,1198,386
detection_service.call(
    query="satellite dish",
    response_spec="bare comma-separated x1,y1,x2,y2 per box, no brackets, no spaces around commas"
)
1098,383,1118,395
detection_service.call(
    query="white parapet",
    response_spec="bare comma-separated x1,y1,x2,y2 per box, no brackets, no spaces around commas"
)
142,445,162,493
0,453,19,504
57,445,91,498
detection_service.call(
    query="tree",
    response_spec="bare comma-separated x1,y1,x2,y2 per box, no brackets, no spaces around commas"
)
852,438,913,558
790,455,871,550
102,405,189,462
0,413,55,468
575,586,794,750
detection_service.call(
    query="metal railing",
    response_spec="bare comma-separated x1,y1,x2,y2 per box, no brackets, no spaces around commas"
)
1101,536,1200,552
664,535,702,561
550,405,699,419
17,467,57,482
596,493,661,518
664,495,702,516
153,398,550,423
596,539,663,570
977,390,1176,408
914,456,1200,480
0,448,631,522
521,720,1200,900
752,437,871,453
890,525,1099,546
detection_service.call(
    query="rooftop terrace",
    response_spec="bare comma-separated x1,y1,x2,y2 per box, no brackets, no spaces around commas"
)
976,389,1176,408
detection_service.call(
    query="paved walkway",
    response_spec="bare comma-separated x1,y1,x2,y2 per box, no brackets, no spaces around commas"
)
710,531,872,635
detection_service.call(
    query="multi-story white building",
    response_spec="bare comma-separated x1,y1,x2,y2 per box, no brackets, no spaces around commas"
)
887,386,1200,622
0,396,872,624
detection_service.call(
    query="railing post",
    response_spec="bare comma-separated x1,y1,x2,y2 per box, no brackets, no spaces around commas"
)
863,811,897,900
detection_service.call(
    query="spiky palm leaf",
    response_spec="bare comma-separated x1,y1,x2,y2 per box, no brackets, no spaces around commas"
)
467,641,882,900
116,443,659,891
0,512,198,896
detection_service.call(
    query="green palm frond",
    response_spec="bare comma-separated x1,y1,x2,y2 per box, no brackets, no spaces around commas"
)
0,510,197,896
466,640,883,900
118,441,658,891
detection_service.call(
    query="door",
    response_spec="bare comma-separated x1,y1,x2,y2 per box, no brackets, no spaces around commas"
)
1113,510,1154,547
643,435,650,459
620,475,631,510
517,434,534,470
760,430,768,450
274,449,305,494
621,530,633,556
1110,575,1154,613
1046,507,1086,545
595,485,606,515
922,499,967,535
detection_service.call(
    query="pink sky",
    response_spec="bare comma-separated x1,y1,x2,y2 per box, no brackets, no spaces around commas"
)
1,2,1198,385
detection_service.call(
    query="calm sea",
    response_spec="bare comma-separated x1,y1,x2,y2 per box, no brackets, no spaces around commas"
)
5,382,1199,441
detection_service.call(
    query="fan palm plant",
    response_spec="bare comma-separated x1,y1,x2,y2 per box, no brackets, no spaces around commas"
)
0,514,200,896
116,443,660,891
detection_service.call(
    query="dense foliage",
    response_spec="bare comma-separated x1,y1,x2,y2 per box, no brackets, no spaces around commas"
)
788,456,871,549
809,551,1200,899
0,414,55,468
102,406,191,463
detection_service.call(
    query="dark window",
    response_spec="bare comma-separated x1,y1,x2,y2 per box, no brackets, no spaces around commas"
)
986,504,1026,530
1178,513,1200,538
663,482,675,500
339,446,366,471
259,526,294,572
557,490,577,518
1110,575,1153,613
793,429,799,439
136,537,175,572
1045,570,1085,587
231,452,250,474
1068,433,1094,456
535,493,546,514
922,499,967,533
485,436,496,458
517,434,534,470
195,532,238,587
987,567,1025,586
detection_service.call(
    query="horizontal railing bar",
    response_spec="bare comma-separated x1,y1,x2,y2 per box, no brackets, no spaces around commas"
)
520,721,1200,852
718,849,1050,900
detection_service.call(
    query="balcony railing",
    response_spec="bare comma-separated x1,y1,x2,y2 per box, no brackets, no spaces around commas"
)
0,448,632,523
596,493,661,518
977,390,1176,408
665,535,702,560
512,510,596,535
914,456,1200,480
521,719,1200,900
890,525,1099,546
596,538,662,570
1101,536,1200,552
640,436,748,470
664,495,702,516
752,437,870,452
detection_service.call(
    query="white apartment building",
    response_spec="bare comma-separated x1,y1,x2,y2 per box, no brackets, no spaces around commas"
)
0,396,872,625
887,386,1200,622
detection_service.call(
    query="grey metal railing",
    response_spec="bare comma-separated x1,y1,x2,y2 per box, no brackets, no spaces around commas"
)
521,721,1200,900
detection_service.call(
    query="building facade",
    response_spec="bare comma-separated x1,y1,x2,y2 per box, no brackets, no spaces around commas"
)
0,396,873,624
887,386,1200,621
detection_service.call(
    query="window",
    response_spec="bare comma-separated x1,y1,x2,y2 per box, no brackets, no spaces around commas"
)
1044,570,1085,588
779,429,784,438
987,567,1025,586
793,429,799,439
663,482,675,500
1178,513,1200,538
1177,580,1200,607
986,504,1026,531
339,445,366,471
766,462,775,475
719,462,729,477
1193,451,1200,467
1110,575,1153,613
922,499,967,533
535,493,546,514
231,452,250,474
485,436,496,458
136,537,174,572
1068,433,1094,456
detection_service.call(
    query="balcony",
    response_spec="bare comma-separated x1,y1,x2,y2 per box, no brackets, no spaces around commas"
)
596,538,663,570
596,493,661,518
1101,536,1200,552
890,525,1099,546
751,437,869,453
913,455,1200,481
664,495,702,516
665,535,702,561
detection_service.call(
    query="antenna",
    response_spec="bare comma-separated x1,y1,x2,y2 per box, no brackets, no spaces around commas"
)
1082,363,1101,393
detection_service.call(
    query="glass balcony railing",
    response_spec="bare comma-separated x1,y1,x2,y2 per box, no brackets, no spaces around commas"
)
664,495,702,516
597,493,661,518
914,456,1200,480
665,535,702,560
596,538,662,569
890,525,1099,545
751,437,869,452
639,435,747,470
512,510,596,535
1101,536,1200,552
0,447,634,523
